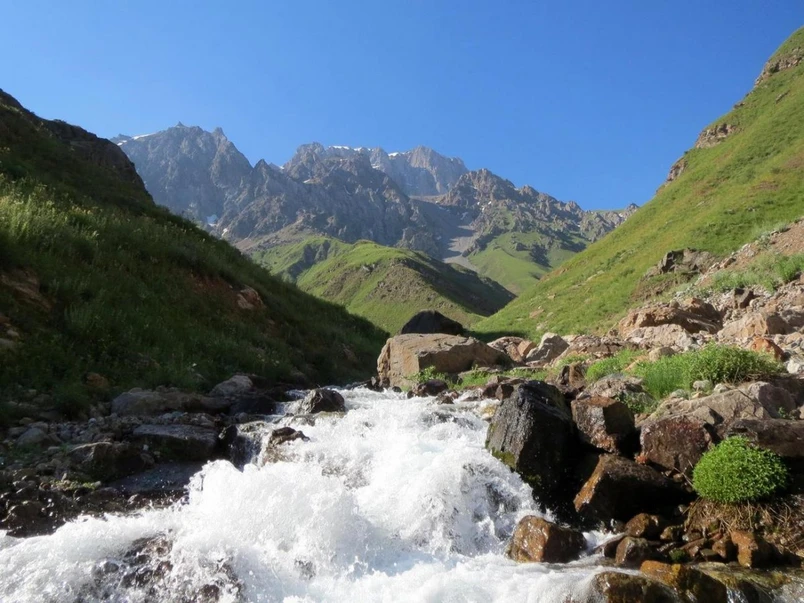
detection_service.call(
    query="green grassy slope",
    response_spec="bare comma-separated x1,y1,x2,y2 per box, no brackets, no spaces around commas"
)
0,92,387,415
254,236,514,333
477,28,804,339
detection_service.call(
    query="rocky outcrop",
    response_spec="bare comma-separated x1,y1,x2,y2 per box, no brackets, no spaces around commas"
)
694,123,737,149
485,382,575,504
755,45,804,86
399,310,464,336
644,249,716,278
377,334,507,388
506,516,586,563
618,298,722,339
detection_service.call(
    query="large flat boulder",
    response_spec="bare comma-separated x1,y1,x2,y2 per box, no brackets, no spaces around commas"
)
131,424,220,462
485,382,575,504
574,455,688,524
112,388,230,416
724,419,804,461
377,334,506,388
68,442,152,481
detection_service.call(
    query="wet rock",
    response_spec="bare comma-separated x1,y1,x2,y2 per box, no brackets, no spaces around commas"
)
411,379,449,397
731,530,774,568
68,442,152,481
3,500,44,533
399,310,463,336
506,516,586,563
296,388,346,414
485,382,575,505
615,536,656,567
110,462,203,496
268,426,309,446
526,332,569,363
588,571,679,603
377,334,507,388
573,455,688,524
640,561,728,601
571,396,635,454
625,514,666,539
640,415,714,476
222,421,269,467
132,424,219,461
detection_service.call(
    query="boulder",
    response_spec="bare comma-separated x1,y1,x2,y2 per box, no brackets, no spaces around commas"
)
639,415,714,476
650,389,775,435
236,286,264,310
640,561,728,602
68,442,152,481
526,333,569,363
556,362,587,392
719,312,790,341
506,516,586,563
573,455,688,523
399,310,463,336
615,536,656,567
111,388,229,416
730,530,774,568
588,572,678,603
16,427,49,447
624,324,696,351
489,336,528,363
740,381,797,417
571,396,635,454
131,424,219,462
485,382,575,503
618,298,722,337
724,419,804,460
210,375,253,398
645,249,716,277
560,335,630,359
296,388,346,414
625,514,666,540
748,337,785,361
377,334,507,388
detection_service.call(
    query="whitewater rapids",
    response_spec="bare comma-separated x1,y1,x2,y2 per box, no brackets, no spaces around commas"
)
0,388,612,602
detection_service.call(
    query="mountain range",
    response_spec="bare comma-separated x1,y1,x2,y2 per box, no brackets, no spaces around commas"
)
116,130,636,294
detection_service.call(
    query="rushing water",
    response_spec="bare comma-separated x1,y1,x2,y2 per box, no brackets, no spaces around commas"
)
0,388,614,602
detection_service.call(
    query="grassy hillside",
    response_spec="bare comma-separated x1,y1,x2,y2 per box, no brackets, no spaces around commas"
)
468,230,586,294
254,236,514,333
0,91,387,416
477,28,804,339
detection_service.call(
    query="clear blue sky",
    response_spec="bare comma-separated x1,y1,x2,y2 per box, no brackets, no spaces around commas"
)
2,1,801,209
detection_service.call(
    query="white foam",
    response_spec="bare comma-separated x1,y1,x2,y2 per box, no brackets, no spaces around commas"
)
0,389,609,602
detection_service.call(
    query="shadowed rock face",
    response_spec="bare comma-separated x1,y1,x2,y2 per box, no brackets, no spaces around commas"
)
399,310,464,336
485,382,576,506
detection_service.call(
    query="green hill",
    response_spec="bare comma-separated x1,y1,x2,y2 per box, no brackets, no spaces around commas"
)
0,90,386,416
477,28,804,339
254,236,514,333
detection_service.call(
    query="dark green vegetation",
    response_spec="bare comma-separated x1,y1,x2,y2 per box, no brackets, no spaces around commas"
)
477,27,804,339
586,345,783,401
254,236,513,333
693,437,789,503
0,91,387,417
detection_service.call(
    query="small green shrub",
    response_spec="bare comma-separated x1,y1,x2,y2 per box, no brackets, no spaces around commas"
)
685,344,782,385
692,437,788,503
413,366,449,383
586,349,641,383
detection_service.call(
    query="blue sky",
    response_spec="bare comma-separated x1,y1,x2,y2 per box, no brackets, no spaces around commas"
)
2,1,801,209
